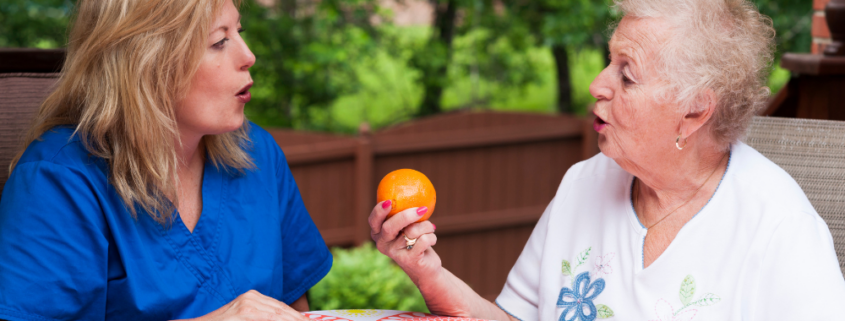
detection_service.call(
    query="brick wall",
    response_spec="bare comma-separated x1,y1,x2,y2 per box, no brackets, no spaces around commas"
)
814,0,832,54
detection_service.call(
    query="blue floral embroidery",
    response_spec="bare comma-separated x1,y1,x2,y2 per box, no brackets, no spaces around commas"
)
557,271,606,321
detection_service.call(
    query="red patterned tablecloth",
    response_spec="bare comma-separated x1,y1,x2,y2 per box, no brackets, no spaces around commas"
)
302,309,488,321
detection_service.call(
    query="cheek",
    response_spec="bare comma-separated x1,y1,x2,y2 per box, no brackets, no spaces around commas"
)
191,65,225,98
607,92,664,148
610,92,641,130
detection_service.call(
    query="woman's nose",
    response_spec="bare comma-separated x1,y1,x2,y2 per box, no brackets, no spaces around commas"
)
238,39,256,71
589,66,614,101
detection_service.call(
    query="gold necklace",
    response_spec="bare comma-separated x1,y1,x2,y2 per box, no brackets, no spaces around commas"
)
634,153,728,229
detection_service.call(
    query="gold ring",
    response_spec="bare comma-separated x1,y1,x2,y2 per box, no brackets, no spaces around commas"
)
404,234,418,250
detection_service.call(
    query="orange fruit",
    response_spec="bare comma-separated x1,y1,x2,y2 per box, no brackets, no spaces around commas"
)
376,169,436,222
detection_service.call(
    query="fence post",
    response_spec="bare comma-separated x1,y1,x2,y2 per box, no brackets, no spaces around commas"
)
353,123,374,245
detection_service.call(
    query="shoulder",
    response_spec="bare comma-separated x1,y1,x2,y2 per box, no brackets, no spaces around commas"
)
16,126,102,173
245,121,282,156
243,121,288,169
713,142,836,262
245,121,278,148
723,142,816,219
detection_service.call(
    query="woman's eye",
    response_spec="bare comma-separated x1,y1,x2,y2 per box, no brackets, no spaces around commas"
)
621,69,634,86
212,38,228,49
622,73,632,85
238,28,244,34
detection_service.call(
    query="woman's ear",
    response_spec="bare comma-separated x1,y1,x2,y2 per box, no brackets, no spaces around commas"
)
680,89,717,139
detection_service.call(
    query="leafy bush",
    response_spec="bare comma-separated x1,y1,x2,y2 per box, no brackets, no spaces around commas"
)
309,243,429,313
0,0,72,48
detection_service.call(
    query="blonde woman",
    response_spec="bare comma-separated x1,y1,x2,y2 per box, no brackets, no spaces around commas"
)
0,0,327,320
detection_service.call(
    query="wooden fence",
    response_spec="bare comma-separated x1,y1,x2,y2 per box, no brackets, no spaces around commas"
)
271,111,598,300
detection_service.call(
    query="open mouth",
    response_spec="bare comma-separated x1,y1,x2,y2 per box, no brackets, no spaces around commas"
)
236,83,252,96
593,112,607,132
236,82,253,103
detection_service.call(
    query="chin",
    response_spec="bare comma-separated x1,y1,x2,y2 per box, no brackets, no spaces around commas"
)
213,115,246,135
223,119,245,133
597,136,620,159
597,135,609,154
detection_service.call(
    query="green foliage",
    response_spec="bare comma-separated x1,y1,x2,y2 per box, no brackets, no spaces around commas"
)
768,62,790,94
497,0,616,49
754,0,812,55
0,0,813,130
240,0,383,131
0,0,73,48
330,44,606,131
309,243,429,312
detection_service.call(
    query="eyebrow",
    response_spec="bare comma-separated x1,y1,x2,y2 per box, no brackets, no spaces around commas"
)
211,14,242,33
611,40,637,65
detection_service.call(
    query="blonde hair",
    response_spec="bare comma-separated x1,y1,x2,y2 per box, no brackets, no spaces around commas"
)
10,0,253,224
614,0,776,148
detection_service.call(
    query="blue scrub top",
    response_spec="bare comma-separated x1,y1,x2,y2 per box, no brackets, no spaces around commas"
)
0,123,332,321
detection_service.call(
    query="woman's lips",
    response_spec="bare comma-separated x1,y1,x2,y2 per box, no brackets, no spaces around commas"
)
236,82,253,103
593,115,607,132
236,91,251,103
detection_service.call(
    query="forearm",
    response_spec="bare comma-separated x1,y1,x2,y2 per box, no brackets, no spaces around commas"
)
367,202,515,320
289,294,309,312
416,267,516,321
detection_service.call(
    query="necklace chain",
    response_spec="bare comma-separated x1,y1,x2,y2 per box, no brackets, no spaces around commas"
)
634,153,728,229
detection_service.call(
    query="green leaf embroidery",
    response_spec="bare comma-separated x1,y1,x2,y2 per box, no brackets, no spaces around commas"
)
575,247,592,267
562,260,572,276
691,293,721,307
596,304,614,318
679,275,696,306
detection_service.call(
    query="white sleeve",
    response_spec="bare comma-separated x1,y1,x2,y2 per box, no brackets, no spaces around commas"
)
495,196,556,321
749,211,845,320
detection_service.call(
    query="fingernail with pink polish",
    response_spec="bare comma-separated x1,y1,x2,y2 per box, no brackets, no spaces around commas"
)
382,200,392,209
432,223,436,230
417,207,428,216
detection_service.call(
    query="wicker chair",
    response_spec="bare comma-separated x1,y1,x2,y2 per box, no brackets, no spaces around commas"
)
0,73,59,199
745,116,845,276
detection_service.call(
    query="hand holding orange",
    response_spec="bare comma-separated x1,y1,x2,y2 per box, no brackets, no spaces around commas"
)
377,169,436,222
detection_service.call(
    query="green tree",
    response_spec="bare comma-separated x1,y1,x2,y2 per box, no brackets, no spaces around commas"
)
0,0,73,48
495,0,615,114
409,0,550,116
406,0,615,116
0,0,817,127
240,0,385,130
410,0,459,117
754,0,812,55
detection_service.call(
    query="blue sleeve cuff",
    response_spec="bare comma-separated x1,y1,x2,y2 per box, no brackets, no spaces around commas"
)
495,300,525,321
281,250,333,304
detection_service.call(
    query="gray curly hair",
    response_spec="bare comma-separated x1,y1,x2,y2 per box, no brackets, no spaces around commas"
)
615,0,776,148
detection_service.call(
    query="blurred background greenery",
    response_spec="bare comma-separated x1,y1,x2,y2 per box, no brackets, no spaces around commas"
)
309,243,429,311
2,0,809,134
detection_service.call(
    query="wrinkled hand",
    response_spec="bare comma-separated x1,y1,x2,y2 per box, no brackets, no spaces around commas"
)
190,290,309,321
369,200,440,285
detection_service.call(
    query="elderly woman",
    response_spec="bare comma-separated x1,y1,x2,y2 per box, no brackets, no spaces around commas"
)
0,0,326,320
370,0,845,320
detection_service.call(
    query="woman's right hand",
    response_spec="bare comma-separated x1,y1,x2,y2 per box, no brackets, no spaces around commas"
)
369,200,440,286
368,201,517,320
186,290,308,321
